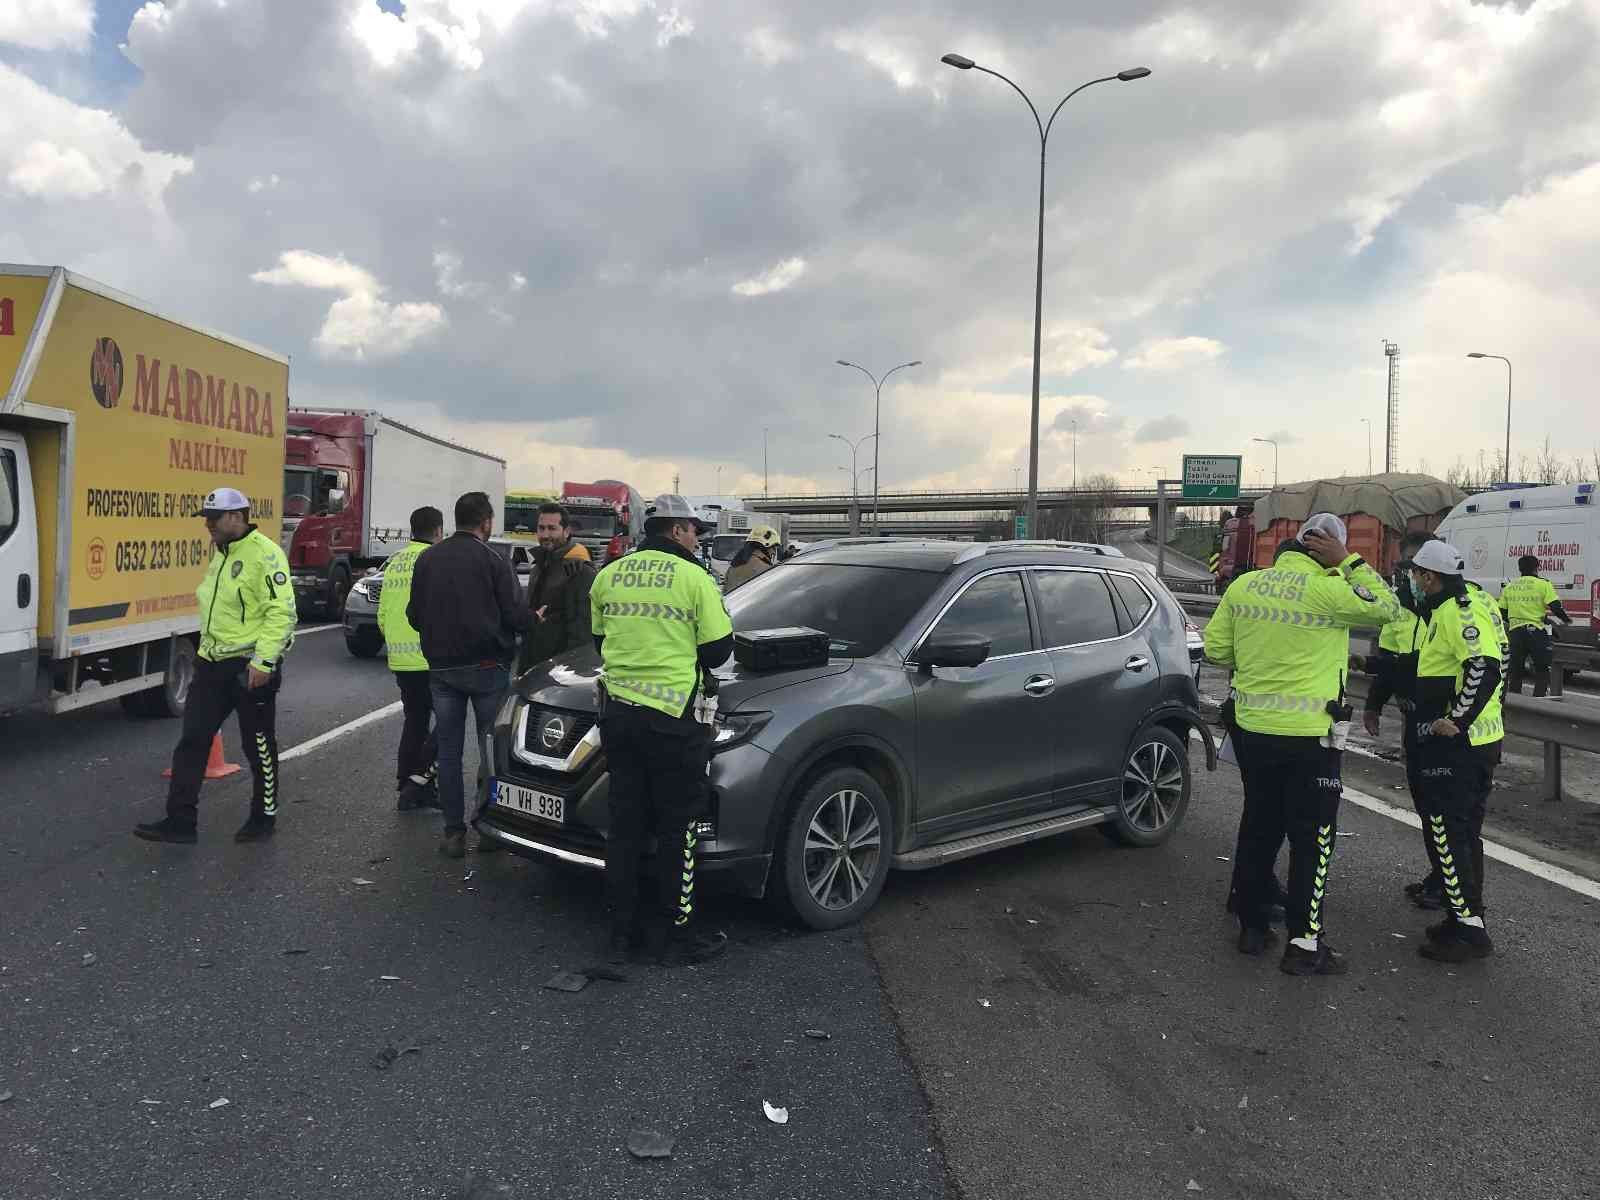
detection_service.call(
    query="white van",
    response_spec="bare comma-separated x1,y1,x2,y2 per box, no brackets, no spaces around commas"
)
1436,483,1596,624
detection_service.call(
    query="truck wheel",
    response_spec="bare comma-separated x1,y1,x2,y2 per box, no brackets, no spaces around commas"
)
325,567,352,621
120,637,197,719
773,766,893,931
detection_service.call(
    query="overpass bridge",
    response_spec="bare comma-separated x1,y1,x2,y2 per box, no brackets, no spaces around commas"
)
790,517,1154,540
743,485,1267,518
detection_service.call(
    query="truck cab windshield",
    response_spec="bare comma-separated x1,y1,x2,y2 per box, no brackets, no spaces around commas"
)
284,467,349,518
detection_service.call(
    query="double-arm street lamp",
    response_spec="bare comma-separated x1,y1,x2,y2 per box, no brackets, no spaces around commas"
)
835,360,920,535
941,51,1150,535
830,432,877,535
1251,436,1279,486
1467,352,1513,484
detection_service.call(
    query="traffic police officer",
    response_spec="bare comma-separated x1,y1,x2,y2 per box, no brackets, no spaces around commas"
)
380,506,443,810
590,494,734,967
1204,513,1399,975
1409,540,1507,962
1500,553,1571,697
135,487,296,844
1358,531,1440,907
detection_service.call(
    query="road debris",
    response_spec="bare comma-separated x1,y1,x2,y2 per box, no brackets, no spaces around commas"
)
209,1097,230,1109
627,1129,675,1159
139,1099,162,1105
1237,1095,1248,1109
1215,856,1230,862
0,1091,13,1103
1187,1181,1204,1193
803,1029,831,1041
542,970,589,993
352,878,375,887
81,952,97,967
372,1042,421,1071
978,998,991,1008
379,975,401,981
282,948,309,956
762,1101,789,1125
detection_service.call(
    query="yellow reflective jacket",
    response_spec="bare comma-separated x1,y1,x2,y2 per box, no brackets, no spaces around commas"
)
1417,586,1506,747
1204,550,1400,736
377,541,430,672
197,526,296,671
1500,575,1558,630
591,545,732,719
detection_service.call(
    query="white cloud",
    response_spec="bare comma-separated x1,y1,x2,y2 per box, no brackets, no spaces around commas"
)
8,141,104,198
1134,414,1193,444
433,249,486,298
0,0,94,53
509,271,528,292
732,256,806,297
253,250,446,360
745,27,796,66
0,64,190,207
656,6,692,47
832,30,921,90
247,173,281,194
1123,336,1228,372
348,0,540,71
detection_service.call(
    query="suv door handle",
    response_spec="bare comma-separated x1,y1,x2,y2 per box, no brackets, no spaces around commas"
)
1125,656,1150,672
1023,674,1055,696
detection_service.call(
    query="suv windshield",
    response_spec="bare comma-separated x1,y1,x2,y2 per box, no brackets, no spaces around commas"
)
725,563,945,658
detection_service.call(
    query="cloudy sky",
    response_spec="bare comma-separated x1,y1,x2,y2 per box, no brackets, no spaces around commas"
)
4,0,1599,500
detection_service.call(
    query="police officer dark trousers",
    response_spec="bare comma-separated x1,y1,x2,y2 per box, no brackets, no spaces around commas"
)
1409,541,1507,963
380,507,443,810
591,495,734,968
135,488,296,845
1500,554,1570,697
1203,515,1400,976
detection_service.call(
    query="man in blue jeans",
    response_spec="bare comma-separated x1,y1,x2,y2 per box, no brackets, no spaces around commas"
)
406,491,534,858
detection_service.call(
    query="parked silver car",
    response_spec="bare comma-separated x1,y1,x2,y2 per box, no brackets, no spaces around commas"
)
343,538,535,659
477,539,1215,928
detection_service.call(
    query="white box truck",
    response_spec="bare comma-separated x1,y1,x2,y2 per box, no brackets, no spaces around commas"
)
0,264,288,716
283,408,505,616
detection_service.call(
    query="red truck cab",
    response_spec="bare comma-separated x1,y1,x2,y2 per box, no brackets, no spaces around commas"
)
284,410,363,616
560,479,645,565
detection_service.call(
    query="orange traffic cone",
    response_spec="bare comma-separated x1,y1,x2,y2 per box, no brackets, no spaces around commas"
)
162,733,243,780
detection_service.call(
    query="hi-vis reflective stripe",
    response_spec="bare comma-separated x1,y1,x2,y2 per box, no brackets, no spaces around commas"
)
257,731,277,817
1430,815,1475,920
601,602,694,622
1234,690,1329,714
607,677,690,707
386,639,421,657
1470,714,1505,742
676,823,697,927
1304,824,1334,938
1230,604,1337,629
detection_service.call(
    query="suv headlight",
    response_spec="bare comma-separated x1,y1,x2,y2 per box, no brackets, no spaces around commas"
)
350,577,375,600
712,710,771,754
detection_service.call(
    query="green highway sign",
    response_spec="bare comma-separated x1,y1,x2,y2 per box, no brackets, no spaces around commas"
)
1014,513,1029,539
1181,454,1243,500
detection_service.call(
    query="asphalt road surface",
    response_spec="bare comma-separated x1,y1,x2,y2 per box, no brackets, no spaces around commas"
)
4,626,1599,1199
1112,527,1214,582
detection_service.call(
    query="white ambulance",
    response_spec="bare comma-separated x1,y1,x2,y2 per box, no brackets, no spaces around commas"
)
1435,483,1596,624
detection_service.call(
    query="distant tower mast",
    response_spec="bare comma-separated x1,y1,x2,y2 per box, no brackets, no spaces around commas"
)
1383,340,1400,473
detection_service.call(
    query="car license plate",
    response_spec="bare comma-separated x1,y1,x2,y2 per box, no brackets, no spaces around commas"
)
494,781,565,825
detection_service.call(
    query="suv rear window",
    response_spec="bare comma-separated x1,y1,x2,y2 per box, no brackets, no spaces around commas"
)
1109,573,1153,629
726,563,944,657
1031,569,1120,647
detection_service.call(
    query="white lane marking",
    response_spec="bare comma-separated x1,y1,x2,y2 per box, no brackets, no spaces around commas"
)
296,623,343,635
1193,729,1600,901
280,701,403,762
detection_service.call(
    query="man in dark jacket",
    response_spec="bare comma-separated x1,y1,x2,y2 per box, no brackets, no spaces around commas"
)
407,491,535,858
516,502,595,673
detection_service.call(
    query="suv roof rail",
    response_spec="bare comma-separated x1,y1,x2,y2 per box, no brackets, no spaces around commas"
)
955,540,1127,564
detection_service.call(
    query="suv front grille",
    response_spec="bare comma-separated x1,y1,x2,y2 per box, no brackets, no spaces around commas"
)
367,578,384,601
521,706,596,760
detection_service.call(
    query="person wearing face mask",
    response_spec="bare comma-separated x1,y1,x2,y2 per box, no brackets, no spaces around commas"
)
1355,530,1442,907
1204,513,1401,976
1407,540,1508,963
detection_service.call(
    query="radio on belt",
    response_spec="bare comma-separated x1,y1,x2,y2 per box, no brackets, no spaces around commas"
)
733,627,831,672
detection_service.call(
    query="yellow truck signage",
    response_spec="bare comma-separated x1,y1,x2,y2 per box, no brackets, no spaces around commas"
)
1,266,287,651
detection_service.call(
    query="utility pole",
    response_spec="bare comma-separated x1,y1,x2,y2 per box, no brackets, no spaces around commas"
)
1383,340,1400,473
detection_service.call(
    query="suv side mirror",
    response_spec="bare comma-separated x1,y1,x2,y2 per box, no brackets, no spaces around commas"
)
917,633,991,670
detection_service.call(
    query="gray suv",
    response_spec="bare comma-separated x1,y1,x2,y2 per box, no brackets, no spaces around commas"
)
477,539,1216,929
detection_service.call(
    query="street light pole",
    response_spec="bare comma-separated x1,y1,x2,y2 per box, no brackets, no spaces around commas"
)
830,432,876,536
1467,353,1513,484
836,359,920,535
1072,419,1078,488
1251,436,1279,486
941,52,1150,537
